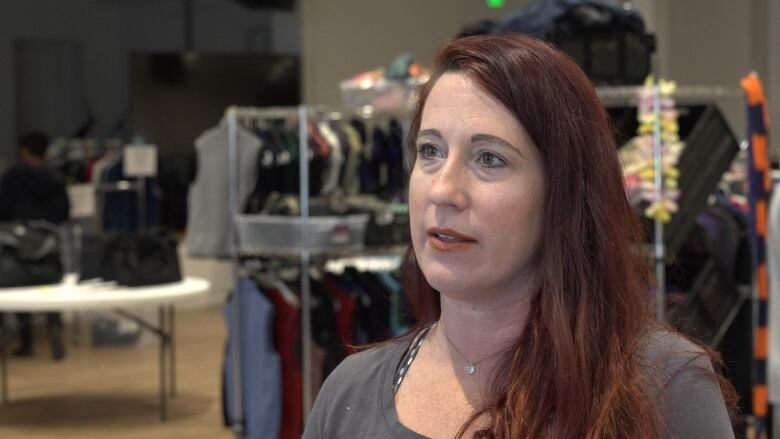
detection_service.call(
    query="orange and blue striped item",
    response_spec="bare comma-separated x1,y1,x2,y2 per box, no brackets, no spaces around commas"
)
741,72,771,439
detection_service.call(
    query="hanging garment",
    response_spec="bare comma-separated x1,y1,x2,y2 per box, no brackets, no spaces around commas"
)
384,119,406,201
339,122,363,196
330,121,353,192
158,154,196,231
102,159,160,232
359,127,385,195
307,125,329,197
377,271,409,336
91,152,119,188
264,287,303,439
223,278,282,439
323,276,357,352
311,279,345,376
317,121,344,196
279,127,300,194
186,123,261,258
767,188,780,411
244,129,284,213
741,72,772,438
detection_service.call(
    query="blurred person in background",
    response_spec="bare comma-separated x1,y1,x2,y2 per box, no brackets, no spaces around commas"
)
0,130,70,360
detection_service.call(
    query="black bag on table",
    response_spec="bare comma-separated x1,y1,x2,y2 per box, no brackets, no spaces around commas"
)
0,221,63,288
80,232,114,282
80,231,182,287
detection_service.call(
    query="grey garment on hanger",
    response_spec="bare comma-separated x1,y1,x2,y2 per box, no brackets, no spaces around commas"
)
186,123,261,258
318,121,344,196
341,123,363,196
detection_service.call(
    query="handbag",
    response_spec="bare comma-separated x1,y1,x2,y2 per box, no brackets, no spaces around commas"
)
100,231,182,287
79,232,114,282
0,221,63,288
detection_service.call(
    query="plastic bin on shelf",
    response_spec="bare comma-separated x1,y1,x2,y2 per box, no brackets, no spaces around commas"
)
235,214,370,256
339,77,419,112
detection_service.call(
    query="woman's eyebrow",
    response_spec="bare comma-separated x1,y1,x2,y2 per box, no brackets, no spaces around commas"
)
471,133,523,156
418,128,443,139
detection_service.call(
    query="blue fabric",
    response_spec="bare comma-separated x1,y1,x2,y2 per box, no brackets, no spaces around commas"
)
385,120,405,201
224,278,282,439
102,159,160,232
493,0,645,38
359,128,386,194
377,272,407,336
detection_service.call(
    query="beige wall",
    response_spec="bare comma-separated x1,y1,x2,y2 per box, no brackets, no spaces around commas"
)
300,0,530,106
634,0,776,155
770,0,780,159
667,0,753,141
302,0,778,154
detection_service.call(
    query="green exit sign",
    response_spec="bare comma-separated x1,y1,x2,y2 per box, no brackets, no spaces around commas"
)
487,0,505,8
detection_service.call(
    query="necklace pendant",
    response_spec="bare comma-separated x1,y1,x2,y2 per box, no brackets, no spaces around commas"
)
465,363,476,375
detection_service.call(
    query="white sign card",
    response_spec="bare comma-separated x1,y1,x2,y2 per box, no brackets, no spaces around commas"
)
67,184,96,219
123,145,158,177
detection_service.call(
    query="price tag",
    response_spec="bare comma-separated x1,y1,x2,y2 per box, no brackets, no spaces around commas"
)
329,223,352,245
67,184,96,218
123,145,158,177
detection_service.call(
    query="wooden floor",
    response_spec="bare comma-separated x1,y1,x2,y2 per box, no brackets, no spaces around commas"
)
0,306,233,438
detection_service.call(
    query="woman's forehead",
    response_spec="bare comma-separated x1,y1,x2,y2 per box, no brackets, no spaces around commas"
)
424,75,510,122
419,73,535,152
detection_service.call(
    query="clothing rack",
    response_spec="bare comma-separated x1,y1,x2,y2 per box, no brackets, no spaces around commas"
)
650,85,665,321
49,137,153,233
224,104,409,438
596,85,743,106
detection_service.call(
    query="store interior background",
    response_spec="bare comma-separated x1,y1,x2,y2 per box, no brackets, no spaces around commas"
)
0,0,779,437
2,0,780,169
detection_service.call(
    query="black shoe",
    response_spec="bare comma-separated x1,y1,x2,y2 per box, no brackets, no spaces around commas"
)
12,346,32,358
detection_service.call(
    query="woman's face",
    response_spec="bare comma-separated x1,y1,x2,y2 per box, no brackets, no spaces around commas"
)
409,72,546,304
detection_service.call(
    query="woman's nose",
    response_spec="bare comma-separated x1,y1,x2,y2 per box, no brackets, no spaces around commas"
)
428,159,468,210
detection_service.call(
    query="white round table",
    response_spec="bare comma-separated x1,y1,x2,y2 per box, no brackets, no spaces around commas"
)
0,274,210,311
0,274,211,421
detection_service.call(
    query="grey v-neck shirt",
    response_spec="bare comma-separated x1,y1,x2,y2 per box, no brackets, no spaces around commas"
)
302,329,735,439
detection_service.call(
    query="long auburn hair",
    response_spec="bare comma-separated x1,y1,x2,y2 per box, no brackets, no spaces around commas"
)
401,34,735,438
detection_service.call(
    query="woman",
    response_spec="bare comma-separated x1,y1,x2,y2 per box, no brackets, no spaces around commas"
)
303,34,735,438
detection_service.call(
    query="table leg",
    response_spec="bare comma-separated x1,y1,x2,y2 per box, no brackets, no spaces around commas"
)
169,305,176,397
159,306,167,421
1,340,7,405
70,312,79,345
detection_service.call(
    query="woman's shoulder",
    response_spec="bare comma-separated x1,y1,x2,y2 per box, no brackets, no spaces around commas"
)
318,337,410,402
637,328,718,392
638,329,735,438
303,338,411,438
639,329,710,371
333,339,407,382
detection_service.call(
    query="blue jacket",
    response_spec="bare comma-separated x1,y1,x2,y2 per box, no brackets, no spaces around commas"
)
223,278,282,438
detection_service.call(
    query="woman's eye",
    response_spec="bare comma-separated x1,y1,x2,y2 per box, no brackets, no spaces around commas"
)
478,151,507,168
417,143,442,160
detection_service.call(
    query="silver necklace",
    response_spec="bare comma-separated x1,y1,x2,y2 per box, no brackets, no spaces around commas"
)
437,323,499,376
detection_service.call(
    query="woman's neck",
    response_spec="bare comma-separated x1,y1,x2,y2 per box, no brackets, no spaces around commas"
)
436,292,532,364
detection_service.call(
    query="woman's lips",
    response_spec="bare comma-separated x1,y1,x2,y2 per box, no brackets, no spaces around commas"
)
427,227,477,253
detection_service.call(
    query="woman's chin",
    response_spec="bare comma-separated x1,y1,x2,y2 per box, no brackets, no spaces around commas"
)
424,273,479,301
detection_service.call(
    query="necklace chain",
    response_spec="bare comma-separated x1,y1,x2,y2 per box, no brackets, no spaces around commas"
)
436,322,502,376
